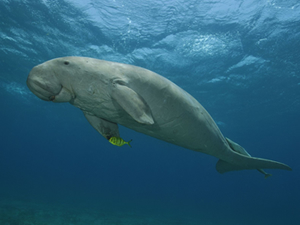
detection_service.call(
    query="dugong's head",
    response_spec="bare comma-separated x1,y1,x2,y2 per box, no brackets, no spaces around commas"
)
27,57,74,102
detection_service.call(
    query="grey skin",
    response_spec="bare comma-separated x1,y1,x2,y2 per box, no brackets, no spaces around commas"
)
27,57,292,176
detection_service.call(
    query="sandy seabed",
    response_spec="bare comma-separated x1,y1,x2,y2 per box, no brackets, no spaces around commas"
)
0,200,203,225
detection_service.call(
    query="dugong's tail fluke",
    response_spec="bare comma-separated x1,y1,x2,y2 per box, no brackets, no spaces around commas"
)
216,138,292,175
216,157,292,174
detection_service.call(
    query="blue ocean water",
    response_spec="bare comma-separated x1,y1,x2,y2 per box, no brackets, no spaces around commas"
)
1,0,300,224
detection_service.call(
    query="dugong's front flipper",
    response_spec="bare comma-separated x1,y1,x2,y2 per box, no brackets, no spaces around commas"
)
84,112,119,140
111,80,154,125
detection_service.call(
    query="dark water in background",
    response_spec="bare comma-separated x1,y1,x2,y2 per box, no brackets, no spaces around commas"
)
1,0,300,224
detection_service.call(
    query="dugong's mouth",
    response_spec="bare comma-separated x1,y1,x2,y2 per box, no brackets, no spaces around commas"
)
27,77,73,103
26,77,61,101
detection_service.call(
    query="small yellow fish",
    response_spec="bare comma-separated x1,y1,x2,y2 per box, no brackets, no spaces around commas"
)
109,137,132,147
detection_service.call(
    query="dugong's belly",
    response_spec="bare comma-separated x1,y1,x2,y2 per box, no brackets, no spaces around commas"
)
120,103,226,155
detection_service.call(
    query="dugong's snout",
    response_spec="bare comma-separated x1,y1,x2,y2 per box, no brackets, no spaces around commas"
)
27,64,62,101
26,77,57,101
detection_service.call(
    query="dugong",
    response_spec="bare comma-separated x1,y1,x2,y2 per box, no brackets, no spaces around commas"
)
26,57,292,176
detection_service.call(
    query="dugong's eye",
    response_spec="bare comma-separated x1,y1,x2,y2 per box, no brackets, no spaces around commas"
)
64,61,70,65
